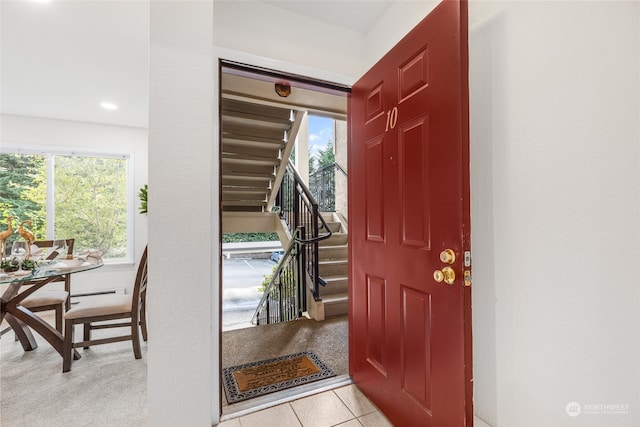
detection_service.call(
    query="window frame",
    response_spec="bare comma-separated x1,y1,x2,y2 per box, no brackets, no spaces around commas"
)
0,144,135,265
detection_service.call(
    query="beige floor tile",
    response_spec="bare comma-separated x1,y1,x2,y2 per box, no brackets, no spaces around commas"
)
217,418,242,427
333,385,377,417
358,411,393,427
290,390,355,427
237,404,302,427
335,420,363,427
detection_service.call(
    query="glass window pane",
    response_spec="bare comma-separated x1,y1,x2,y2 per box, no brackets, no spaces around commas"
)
53,155,128,260
0,153,47,250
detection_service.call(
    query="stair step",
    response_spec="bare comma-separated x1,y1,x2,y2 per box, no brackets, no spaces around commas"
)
320,212,336,222
222,194,268,202
322,221,342,233
222,200,267,207
222,109,292,129
222,136,284,150
222,163,275,176
318,245,348,260
320,276,348,294
223,123,287,140
298,220,341,233
222,98,292,122
322,292,349,318
222,154,279,167
222,183,270,192
222,205,264,212
222,145,281,160
319,232,348,246
223,170,274,179
319,259,348,277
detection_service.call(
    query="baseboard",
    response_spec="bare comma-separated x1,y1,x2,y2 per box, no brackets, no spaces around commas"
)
474,415,493,427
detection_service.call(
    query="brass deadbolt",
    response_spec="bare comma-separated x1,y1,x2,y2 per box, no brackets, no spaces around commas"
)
439,249,456,264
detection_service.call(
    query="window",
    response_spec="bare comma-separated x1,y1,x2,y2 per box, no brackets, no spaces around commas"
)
0,148,133,263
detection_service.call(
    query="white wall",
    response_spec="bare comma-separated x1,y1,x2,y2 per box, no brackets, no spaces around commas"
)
469,1,639,426
213,1,366,78
0,114,148,294
149,1,640,426
148,1,215,426
366,0,439,67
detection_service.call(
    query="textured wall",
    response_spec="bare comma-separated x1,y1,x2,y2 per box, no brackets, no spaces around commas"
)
334,119,348,219
469,1,639,426
148,1,216,425
148,2,640,426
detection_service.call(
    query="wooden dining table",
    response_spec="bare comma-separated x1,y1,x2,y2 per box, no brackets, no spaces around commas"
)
0,261,103,359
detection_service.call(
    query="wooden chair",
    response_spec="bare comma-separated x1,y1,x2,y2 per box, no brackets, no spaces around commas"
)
5,239,75,335
63,246,148,372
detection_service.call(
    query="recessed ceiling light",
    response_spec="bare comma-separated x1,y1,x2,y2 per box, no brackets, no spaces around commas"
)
100,102,118,111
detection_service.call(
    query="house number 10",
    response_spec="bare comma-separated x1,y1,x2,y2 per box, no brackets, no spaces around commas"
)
385,107,398,132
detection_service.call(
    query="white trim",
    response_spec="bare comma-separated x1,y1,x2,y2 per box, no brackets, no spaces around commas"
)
211,51,222,427
0,143,130,159
212,47,359,425
214,47,358,87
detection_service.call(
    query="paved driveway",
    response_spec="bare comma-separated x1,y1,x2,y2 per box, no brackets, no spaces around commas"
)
222,257,276,331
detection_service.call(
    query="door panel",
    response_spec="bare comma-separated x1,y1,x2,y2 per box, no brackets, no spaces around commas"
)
399,115,431,248
366,274,387,376
400,285,432,410
365,137,385,242
348,1,472,426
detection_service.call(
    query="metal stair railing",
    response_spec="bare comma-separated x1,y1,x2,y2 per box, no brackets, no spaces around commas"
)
276,161,333,301
251,228,306,326
251,162,334,326
308,162,348,213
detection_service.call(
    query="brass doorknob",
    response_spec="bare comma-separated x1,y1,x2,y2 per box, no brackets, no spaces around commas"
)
433,266,455,285
439,249,456,264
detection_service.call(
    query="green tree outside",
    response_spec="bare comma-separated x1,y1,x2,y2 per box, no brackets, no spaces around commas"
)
0,153,128,259
54,156,128,258
0,154,46,246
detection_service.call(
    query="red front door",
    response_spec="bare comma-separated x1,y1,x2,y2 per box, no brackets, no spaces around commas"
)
348,1,472,426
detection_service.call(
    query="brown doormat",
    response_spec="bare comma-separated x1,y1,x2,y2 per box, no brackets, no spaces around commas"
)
222,351,336,404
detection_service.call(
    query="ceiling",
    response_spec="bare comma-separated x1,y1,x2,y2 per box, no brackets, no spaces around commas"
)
263,1,394,34
1,0,149,128
0,1,393,129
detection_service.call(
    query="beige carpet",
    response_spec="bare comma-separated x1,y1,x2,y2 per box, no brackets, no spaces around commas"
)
0,316,148,427
222,314,348,409
1,313,348,425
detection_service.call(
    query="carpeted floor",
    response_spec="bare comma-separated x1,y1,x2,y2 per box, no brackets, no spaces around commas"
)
1,313,348,425
0,315,148,427
222,314,348,409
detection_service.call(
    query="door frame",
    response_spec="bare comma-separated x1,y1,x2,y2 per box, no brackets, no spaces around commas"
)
214,47,356,420
213,15,475,417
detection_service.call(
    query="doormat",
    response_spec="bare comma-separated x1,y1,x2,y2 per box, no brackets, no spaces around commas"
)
222,351,336,404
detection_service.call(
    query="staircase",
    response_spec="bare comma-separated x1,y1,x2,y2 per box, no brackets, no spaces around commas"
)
220,73,351,324
221,98,303,213
317,212,349,318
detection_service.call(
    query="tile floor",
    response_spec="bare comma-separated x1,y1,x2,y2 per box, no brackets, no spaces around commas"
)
218,384,392,427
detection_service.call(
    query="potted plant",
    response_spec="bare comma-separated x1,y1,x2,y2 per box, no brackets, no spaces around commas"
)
138,184,148,215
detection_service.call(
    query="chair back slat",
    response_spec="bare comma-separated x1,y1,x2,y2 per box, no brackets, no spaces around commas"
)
132,246,148,308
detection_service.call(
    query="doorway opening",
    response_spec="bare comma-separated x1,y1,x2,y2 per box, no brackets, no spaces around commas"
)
219,60,352,416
